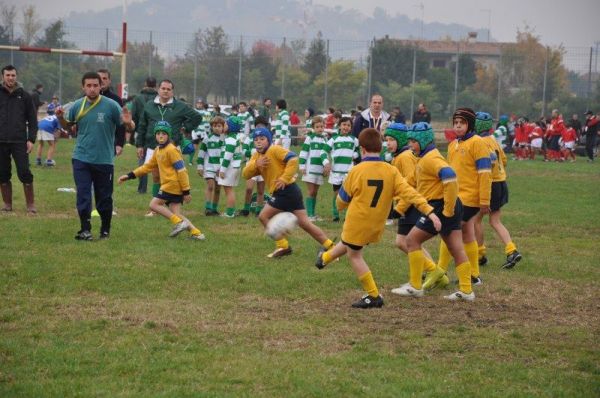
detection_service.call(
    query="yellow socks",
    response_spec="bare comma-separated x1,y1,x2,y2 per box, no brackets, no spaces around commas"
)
424,257,436,273
323,239,334,249
408,250,425,289
322,250,333,265
169,214,183,224
359,271,379,298
464,241,479,278
190,227,202,236
478,244,487,259
437,240,452,272
456,261,472,294
505,241,517,255
276,238,289,249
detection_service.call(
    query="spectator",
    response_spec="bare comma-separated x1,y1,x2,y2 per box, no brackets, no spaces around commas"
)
131,76,158,194
351,94,390,137
31,83,45,112
259,97,272,123
584,110,599,162
569,113,582,139
391,106,406,124
290,110,301,126
325,107,336,130
412,103,431,124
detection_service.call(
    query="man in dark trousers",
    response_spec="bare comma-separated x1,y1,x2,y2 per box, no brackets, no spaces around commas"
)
131,76,158,193
97,68,125,157
31,83,45,112
0,65,38,213
584,110,599,162
351,94,390,137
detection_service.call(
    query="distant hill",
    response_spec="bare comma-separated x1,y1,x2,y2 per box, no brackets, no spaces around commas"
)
63,0,490,56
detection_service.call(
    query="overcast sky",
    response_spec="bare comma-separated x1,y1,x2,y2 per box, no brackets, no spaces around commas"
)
9,0,600,47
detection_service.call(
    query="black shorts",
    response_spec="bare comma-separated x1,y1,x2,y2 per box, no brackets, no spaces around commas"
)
490,181,509,211
156,190,184,205
342,239,363,251
415,199,463,236
192,138,201,145
397,206,421,235
462,205,480,222
332,184,342,192
267,183,305,212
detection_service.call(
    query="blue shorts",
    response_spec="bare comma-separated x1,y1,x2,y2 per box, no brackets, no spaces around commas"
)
156,190,184,205
415,199,463,236
397,206,421,235
267,183,305,212
490,181,508,211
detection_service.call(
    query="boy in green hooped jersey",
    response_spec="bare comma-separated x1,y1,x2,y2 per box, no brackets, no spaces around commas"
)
217,116,244,218
299,115,330,221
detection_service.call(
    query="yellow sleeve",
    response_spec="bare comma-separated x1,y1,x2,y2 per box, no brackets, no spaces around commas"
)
242,153,260,180
442,180,459,217
479,171,491,206
393,172,433,216
336,195,349,211
499,146,507,168
171,149,191,193
133,151,157,178
394,198,410,216
278,151,298,185
336,171,353,211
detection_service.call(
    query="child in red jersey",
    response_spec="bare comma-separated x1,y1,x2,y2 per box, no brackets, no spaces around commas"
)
560,124,578,162
529,121,545,160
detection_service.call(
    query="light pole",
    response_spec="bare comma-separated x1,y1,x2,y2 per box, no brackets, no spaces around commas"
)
480,9,491,42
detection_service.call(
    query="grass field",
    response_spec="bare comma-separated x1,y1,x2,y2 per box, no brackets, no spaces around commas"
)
1,140,599,397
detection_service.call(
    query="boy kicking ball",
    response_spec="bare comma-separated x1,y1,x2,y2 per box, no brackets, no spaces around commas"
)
242,127,335,258
118,121,205,240
315,128,440,309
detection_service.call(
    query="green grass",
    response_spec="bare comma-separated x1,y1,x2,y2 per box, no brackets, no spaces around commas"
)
1,141,599,397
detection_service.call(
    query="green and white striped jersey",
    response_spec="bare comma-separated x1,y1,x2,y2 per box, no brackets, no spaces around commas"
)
220,132,243,170
299,132,330,175
326,134,359,174
275,110,290,140
237,111,255,135
197,132,223,172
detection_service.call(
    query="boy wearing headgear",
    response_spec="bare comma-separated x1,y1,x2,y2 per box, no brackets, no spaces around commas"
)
391,123,473,301
242,127,335,258
436,108,492,286
217,116,244,218
386,122,443,288
118,121,205,240
474,112,521,269
36,103,62,167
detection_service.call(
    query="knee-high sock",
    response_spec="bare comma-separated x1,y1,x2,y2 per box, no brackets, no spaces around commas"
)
359,271,379,298
437,240,452,272
152,183,160,197
464,241,480,278
332,195,339,218
478,244,487,259
306,197,315,217
424,257,436,273
456,261,472,294
408,250,425,289
505,241,517,255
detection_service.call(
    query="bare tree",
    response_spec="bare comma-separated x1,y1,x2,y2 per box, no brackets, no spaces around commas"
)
1,4,17,44
22,5,42,45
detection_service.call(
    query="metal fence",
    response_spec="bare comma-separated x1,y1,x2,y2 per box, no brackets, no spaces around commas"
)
1,24,598,121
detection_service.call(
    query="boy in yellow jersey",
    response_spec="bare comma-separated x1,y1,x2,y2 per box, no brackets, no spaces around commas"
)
315,128,440,309
391,123,474,301
385,123,440,283
437,108,492,286
242,128,335,258
474,112,522,269
118,121,205,240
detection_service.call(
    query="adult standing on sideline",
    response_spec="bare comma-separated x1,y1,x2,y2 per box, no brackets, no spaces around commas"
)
136,79,202,212
412,103,432,124
0,65,38,213
569,113,582,139
259,98,272,123
56,71,134,240
583,110,599,162
351,94,390,137
131,76,158,194
31,83,45,112
97,69,125,156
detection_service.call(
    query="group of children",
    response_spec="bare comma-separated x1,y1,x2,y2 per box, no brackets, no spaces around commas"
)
119,102,522,309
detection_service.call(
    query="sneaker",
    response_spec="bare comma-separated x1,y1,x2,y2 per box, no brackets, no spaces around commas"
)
332,216,340,222
35,158,42,166
351,294,384,309
315,246,327,269
471,276,483,286
145,211,156,217
221,213,235,218
444,290,475,302
99,231,110,240
75,230,93,241
189,233,206,241
391,283,424,297
267,247,292,258
385,219,394,226
422,268,446,290
204,209,219,216
238,209,250,217
479,255,488,266
436,275,450,289
501,250,522,269
45,159,56,166
169,220,190,237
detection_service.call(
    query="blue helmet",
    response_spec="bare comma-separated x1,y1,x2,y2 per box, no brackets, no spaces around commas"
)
252,127,272,144
408,122,435,150
475,111,494,135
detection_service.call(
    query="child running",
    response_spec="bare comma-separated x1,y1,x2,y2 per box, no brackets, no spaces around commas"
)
242,127,335,258
299,115,330,221
118,121,205,240
315,128,440,309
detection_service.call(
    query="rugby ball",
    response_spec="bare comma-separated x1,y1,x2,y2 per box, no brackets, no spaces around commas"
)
265,212,298,240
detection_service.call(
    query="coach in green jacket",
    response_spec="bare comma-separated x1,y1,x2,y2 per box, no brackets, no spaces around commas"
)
135,79,202,202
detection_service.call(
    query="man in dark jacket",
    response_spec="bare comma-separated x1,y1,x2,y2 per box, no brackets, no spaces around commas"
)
412,103,432,124
131,76,158,193
0,65,38,213
351,94,390,137
97,69,125,155
31,84,45,112
584,110,599,162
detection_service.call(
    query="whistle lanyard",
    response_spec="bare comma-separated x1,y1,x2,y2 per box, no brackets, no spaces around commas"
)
75,96,101,122
158,104,169,120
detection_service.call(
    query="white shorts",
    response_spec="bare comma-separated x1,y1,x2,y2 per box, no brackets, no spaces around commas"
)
563,141,575,150
217,168,240,187
530,138,543,149
201,169,218,180
36,130,55,141
144,148,155,164
250,175,264,182
302,173,324,185
279,136,291,149
328,172,347,186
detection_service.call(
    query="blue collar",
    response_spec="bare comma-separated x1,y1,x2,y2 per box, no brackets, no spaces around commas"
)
479,131,491,137
457,131,476,141
419,143,436,157
362,156,381,162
